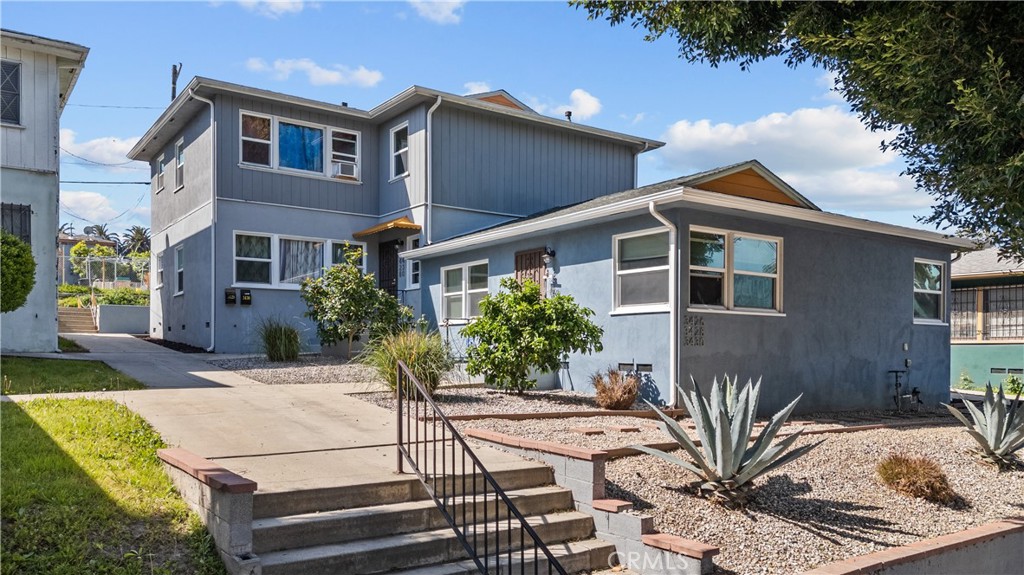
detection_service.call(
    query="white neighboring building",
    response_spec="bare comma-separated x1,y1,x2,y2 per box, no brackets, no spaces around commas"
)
1,29,88,352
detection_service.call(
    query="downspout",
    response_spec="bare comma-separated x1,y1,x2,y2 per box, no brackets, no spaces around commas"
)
425,96,443,244
190,89,217,352
634,142,650,188
648,201,678,408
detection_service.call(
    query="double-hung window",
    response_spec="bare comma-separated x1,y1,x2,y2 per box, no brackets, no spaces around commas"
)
235,232,366,288
174,139,185,190
174,246,184,295
614,230,670,310
913,259,944,323
390,123,409,180
1,60,20,125
156,154,165,192
239,110,361,182
689,227,782,312
279,238,324,285
235,234,273,285
406,237,421,289
442,261,488,321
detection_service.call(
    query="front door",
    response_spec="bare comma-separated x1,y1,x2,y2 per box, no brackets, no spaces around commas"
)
378,239,401,297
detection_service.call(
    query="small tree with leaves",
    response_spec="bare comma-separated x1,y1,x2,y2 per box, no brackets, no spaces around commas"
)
69,241,117,284
1,231,36,313
464,278,604,393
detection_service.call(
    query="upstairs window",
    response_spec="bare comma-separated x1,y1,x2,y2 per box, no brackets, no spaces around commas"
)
156,154,165,191
279,121,323,173
331,129,359,180
239,110,361,182
913,259,944,323
175,139,185,190
391,123,409,180
442,261,488,321
241,113,271,166
1,61,20,125
689,227,782,313
615,230,670,310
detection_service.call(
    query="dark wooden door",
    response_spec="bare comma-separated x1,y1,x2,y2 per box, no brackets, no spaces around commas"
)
378,240,401,297
515,248,546,295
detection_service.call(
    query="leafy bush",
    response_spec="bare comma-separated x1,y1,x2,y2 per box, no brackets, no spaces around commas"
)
96,287,149,306
69,241,116,282
635,375,821,508
877,453,956,504
1005,374,1023,396
464,278,603,393
1,231,36,313
57,284,92,295
955,370,978,391
359,329,454,397
943,383,1024,469
58,296,86,308
592,367,639,410
256,317,300,362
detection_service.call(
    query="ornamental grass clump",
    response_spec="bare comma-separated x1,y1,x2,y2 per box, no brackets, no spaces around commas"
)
943,383,1024,470
634,375,821,509
256,317,301,362
876,453,956,504
592,368,639,410
359,329,454,397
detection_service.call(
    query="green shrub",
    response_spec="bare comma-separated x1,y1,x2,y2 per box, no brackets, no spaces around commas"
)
96,287,149,306
57,284,92,295
877,453,956,504
592,367,639,410
256,318,300,362
464,278,603,393
359,329,454,397
955,370,978,390
57,296,86,308
1,231,36,313
1005,374,1023,396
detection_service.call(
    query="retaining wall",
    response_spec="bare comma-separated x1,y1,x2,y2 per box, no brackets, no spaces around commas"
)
96,304,149,334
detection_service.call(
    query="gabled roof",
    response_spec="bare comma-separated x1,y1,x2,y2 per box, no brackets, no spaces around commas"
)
952,246,1024,278
0,29,88,113
681,159,819,210
128,77,664,161
403,161,974,260
465,89,536,113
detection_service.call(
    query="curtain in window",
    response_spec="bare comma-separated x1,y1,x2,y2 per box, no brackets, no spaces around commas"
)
280,239,323,284
279,122,324,173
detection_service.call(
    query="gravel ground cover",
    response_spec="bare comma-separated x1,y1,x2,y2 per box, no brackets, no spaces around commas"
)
207,355,382,386
604,426,1024,575
359,387,647,416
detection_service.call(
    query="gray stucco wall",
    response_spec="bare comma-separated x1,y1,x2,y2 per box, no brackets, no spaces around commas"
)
151,204,213,350
97,305,149,334
1,169,58,352
417,206,955,414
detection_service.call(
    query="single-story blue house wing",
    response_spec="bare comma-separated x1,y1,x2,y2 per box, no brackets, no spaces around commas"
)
401,160,975,414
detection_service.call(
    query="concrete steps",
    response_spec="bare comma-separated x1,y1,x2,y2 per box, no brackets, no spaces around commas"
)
58,307,96,333
389,539,616,575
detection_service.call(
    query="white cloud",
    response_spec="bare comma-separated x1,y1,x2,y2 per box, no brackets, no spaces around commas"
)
657,106,927,211
237,0,310,18
60,129,143,169
60,191,123,224
620,112,645,125
527,88,603,121
815,71,845,103
463,81,491,95
246,57,382,87
409,0,465,24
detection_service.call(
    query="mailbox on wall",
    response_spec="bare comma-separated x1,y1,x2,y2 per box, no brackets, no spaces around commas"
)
241,289,252,305
224,288,237,305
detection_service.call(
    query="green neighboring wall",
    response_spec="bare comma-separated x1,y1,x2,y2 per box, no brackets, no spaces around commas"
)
951,343,1024,388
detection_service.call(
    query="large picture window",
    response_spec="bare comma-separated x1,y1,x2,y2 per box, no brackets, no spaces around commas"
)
689,227,782,313
280,238,324,284
442,261,488,321
913,259,944,322
234,231,364,288
615,230,670,310
239,110,360,182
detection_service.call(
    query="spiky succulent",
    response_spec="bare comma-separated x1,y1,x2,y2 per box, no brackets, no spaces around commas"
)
634,375,821,508
943,383,1024,469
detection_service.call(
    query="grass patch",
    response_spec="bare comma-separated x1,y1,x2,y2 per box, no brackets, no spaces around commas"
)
1,357,145,395
58,336,89,353
1,398,225,575
877,453,957,504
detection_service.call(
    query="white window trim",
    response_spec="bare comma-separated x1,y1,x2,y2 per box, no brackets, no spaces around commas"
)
613,227,671,313
1,60,22,126
237,109,362,184
390,122,410,182
913,258,946,325
441,259,488,323
406,235,421,289
232,231,367,290
688,225,784,314
155,154,165,192
174,139,185,191
173,246,184,296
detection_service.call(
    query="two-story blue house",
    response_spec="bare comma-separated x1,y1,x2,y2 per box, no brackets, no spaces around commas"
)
128,77,661,353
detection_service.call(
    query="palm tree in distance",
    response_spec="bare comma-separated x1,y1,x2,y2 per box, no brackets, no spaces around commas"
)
83,223,120,252
122,225,151,255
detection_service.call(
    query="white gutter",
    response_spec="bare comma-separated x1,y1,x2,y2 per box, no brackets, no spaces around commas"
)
425,96,443,244
648,202,679,408
190,89,217,352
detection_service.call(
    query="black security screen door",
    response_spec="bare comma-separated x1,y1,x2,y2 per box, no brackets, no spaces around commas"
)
378,239,400,297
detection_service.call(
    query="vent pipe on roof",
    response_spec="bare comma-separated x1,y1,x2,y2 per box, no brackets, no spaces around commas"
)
171,63,182,100
564,110,572,122
341,102,348,107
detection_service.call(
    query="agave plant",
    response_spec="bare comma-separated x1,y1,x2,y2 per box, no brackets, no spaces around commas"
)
943,383,1024,469
635,375,821,508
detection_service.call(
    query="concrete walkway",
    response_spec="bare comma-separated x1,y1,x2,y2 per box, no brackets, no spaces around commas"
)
5,334,541,495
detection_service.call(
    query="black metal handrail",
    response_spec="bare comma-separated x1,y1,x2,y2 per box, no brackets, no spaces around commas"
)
396,360,567,575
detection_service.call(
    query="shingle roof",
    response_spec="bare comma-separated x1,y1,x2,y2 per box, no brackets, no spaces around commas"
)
952,246,1024,277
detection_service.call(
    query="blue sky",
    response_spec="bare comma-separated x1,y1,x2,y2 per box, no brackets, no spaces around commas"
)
4,1,938,238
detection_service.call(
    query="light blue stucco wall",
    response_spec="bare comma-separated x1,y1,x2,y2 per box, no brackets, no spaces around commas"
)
416,205,955,414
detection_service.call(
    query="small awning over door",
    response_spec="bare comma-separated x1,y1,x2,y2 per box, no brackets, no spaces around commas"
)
353,216,421,239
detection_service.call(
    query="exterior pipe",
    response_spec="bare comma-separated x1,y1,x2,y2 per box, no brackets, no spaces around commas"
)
425,96,442,244
648,201,678,408
190,89,217,352
633,142,650,188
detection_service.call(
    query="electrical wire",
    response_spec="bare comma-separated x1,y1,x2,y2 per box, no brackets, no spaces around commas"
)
60,147,139,166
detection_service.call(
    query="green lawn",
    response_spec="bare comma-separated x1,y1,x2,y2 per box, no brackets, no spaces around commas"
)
1,357,144,394
0,398,226,575
58,336,89,353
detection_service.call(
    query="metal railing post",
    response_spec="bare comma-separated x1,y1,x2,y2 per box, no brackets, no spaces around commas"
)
396,362,404,474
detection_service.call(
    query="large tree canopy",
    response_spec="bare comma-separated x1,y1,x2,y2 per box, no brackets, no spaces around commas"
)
574,1,1024,259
